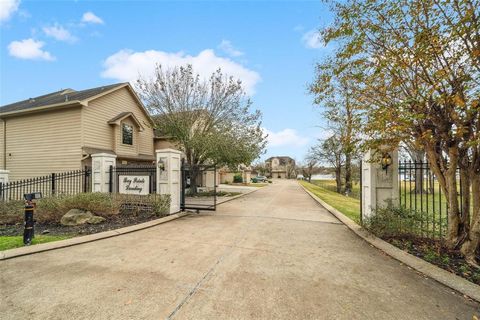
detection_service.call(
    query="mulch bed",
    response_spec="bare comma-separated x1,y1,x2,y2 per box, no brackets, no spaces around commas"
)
0,211,166,237
383,236,480,285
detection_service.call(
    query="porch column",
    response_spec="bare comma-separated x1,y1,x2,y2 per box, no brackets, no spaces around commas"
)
361,148,399,221
91,153,117,193
156,148,182,214
0,169,9,184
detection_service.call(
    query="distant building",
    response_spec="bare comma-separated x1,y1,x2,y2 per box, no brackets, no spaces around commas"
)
265,156,296,179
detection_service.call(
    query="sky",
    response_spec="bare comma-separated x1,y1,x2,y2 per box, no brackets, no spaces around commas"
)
0,0,335,162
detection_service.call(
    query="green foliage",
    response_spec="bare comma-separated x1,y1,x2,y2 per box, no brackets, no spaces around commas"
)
0,193,171,225
36,193,122,223
363,205,431,238
233,173,243,183
0,200,24,224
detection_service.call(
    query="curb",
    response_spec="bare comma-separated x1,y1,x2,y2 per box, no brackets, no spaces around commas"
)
216,187,260,205
299,182,480,303
0,212,189,261
0,188,261,261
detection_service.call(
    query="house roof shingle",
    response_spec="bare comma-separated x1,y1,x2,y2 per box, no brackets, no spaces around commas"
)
0,83,126,114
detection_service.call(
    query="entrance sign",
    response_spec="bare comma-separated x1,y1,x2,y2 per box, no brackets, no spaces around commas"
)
118,175,150,195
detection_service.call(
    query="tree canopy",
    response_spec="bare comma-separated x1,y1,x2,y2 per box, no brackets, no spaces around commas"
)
320,0,480,264
136,64,267,169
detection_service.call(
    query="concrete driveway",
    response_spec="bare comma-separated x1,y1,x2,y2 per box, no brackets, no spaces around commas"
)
1,180,479,319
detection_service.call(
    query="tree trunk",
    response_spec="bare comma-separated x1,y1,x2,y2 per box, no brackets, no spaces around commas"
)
446,168,461,248
461,172,480,266
189,165,199,196
335,167,342,193
425,145,461,248
459,167,471,236
409,149,426,194
344,153,352,196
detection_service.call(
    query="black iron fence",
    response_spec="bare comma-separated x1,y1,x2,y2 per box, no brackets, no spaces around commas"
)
397,161,469,240
0,168,91,201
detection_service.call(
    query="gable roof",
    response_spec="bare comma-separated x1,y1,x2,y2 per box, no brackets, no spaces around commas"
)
0,83,126,115
265,156,295,165
108,112,145,131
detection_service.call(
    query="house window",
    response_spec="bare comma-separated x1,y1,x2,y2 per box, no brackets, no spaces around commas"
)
122,123,133,145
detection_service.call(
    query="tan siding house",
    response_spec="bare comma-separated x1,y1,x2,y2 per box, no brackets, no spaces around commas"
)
0,83,160,181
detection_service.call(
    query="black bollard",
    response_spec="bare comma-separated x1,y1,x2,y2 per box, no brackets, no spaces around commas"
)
23,203,35,245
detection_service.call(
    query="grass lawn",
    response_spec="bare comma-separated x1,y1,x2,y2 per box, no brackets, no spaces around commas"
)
299,180,361,223
0,235,70,251
310,179,361,199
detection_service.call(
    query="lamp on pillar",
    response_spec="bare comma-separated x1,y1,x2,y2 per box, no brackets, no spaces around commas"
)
380,152,393,171
157,158,166,172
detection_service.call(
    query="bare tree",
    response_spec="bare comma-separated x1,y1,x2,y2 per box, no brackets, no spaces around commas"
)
136,65,267,194
311,134,345,193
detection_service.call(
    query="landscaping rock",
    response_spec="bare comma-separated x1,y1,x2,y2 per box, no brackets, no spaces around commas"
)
87,215,106,225
60,209,105,226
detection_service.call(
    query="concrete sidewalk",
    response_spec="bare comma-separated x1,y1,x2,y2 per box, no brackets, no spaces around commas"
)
1,180,479,319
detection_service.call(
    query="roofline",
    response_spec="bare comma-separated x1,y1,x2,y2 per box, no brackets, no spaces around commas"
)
0,83,154,126
83,83,154,127
107,112,145,131
0,101,84,118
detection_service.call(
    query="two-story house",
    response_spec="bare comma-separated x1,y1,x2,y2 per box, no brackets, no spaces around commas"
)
0,83,174,180
265,156,296,179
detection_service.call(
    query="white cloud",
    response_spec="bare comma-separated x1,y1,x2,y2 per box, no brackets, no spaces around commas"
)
0,0,20,22
302,29,324,49
264,128,309,148
101,48,261,95
8,38,55,61
218,40,244,57
43,23,77,43
81,11,104,24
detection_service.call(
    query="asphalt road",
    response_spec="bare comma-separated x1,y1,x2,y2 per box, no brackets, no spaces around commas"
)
1,180,479,319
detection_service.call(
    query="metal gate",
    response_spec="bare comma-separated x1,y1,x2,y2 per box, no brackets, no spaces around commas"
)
181,161,217,211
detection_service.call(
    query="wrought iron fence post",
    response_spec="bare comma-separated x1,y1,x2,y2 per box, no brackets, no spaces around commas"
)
51,173,56,196
83,166,89,193
108,165,113,193
213,165,217,211
180,159,185,211
0,182,3,201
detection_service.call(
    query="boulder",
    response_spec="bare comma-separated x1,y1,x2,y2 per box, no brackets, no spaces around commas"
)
60,209,106,226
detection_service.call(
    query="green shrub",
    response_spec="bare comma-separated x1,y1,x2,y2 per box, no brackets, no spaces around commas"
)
363,205,428,238
233,173,243,183
0,192,171,225
0,200,24,224
35,193,122,223
114,194,170,216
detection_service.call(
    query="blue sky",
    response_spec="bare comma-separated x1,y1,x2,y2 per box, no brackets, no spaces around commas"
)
0,0,334,162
